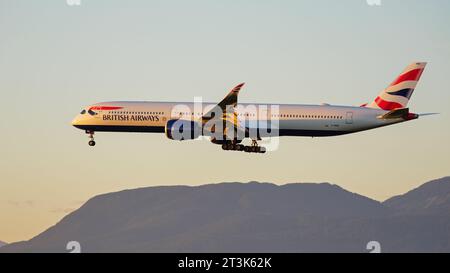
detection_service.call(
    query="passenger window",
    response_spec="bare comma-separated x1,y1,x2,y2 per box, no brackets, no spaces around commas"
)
80,109,86,115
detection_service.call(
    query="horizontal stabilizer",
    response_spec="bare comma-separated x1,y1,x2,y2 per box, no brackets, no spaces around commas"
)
378,108,410,120
418,113,439,117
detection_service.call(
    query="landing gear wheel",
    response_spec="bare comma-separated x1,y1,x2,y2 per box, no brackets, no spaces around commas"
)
221,140,265,153
242,139,266,153
86,130,96,147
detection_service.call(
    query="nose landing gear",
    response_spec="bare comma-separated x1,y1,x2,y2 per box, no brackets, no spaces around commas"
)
86,131,96,146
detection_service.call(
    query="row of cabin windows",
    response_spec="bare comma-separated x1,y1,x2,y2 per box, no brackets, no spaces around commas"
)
175,112,344,119
272,114,344,119
104,111,344,120
177,112,203,116
176,112,255,116
109,111,164,115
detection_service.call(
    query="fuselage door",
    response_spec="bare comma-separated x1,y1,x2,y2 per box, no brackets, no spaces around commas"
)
346,112,353,124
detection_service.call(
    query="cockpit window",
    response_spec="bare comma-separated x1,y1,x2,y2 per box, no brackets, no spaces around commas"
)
80,109,86,114
88,109,98,116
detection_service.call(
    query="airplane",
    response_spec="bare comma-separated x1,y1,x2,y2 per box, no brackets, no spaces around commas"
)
72,62,435,153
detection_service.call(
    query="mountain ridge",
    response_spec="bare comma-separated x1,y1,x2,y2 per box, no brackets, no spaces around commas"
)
2,177,450,253
384,177,450,213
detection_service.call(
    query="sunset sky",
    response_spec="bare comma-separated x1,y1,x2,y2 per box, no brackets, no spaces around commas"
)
1,0,450,243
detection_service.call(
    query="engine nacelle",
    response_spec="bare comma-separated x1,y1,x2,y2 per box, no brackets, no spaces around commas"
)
165,119,201,141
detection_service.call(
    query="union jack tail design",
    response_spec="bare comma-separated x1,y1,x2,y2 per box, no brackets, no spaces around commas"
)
367,62,427,110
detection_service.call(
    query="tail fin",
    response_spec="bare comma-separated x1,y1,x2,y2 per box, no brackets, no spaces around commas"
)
366,62,427,110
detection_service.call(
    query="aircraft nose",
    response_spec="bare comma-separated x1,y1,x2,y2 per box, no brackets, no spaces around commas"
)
71,116,81,127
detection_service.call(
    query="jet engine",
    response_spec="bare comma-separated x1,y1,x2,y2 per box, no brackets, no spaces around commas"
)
165,119,201,141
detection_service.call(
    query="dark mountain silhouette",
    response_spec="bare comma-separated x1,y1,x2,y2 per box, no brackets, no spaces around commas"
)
2,178,450,253
384,177,450,213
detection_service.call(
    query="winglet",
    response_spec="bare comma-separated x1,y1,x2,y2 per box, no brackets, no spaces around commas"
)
202,83,246,122
218,82,245,109
231,82,245,93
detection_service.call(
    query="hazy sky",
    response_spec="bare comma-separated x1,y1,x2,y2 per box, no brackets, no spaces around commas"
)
1,0,450,243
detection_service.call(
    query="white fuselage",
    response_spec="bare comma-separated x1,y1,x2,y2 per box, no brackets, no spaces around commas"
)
72,101,406,137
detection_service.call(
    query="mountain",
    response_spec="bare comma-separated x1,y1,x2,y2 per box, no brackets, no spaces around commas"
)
0,241,6,248
384,177,450,213
2,178,450,253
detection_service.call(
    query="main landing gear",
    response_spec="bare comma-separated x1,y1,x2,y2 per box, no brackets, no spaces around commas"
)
86,130,96,146
221,139,266,154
